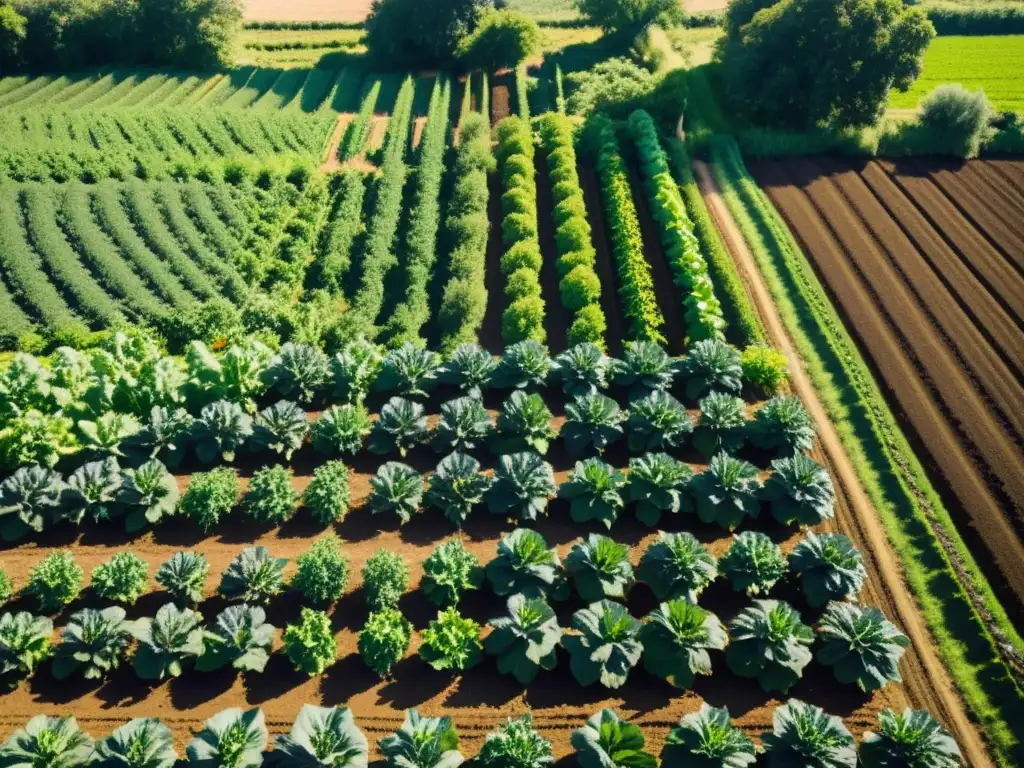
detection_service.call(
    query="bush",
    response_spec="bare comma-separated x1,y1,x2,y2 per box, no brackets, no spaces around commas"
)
283,608,337,677
919,84,994,159
741,345,786,396
241,466,298,524
361,550,409,610
358,608,412,678
502,296,547,344
301,460,351,524
28,551,84,612
560,266,601,312
567,304,608,347
506,267,542,301
179,467,240,532
292,537,350,605
501,241,543,275
460,9,540,71
91,553,149,605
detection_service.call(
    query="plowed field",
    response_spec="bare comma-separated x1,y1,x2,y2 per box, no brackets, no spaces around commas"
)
749,157,1024,626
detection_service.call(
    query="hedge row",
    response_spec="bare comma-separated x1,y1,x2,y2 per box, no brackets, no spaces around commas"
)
925,2,1024,35
338,79,382,161
496,116,546,345
305,169,367,296
537,113,607,348
516,64,530,121
437,113,495,352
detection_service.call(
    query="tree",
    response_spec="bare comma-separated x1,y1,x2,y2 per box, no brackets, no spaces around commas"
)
717,0,934,129
0,1,26,72
575,0,680,34
919,84,994,158
460,9,540,71
365,0,496,67
134,0,242,70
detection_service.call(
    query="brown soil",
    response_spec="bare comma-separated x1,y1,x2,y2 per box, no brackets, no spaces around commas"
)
747,157,1024,625
535,153,569,353
241,0,371,21
692,159,992,767
685,0,728,10
364,115,389,154
319,113,353,173
578,164,626,357
479,173,505,354
490,73,512,126
411,117,427,151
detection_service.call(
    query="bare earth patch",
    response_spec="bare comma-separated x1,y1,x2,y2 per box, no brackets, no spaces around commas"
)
242,0,372,22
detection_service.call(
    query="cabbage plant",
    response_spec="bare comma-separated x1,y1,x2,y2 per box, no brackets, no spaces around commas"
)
0,465,64,541
369,463,424,524
379,709,463,768
331,337,383,405
419,607,482,672
492,341,554,389
817,602,909,692
484,594,562,684
859,708,962,768
614,341,674,397
263,343,332,404
789,533,866,608
270,704,368,768
120,460,178,532
565,534,634,602
438,343,496,399
726,600,813,694
187,708,267,768
692,392,746,458
625,391,693,452
374,344,441,399
311,404,371,456
250,400,308,460
94,718,177,768
132,603,204,680
197,605,276,674
433,397,494,453
0,611,52,684
558,459,626,529
625,453,693,527
760,700,856,768
218,546,287,604
720,532,787,596
486,529,568,601
192,400,254,464
748,396,814,455
53,606,135,680
476,715,552,768
636,532,717,602
565,600,642,689
125,406,193,468
692,454,762,531
184,339,270,412
762,454,836,527
487,452,557,522
493,391,556,455
424,453,492,526
561,393,625,457
554,343,612,397
0,715,93,768
570,709,657,768
62,458,123,525
368,397,429,457
421,539,484,607
678,340,742,400
660,705,756,767
640,600,727,690
155,551,209,605
77,411,141,457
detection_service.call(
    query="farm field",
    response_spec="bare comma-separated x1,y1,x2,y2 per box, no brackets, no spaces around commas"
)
748,156,1024,621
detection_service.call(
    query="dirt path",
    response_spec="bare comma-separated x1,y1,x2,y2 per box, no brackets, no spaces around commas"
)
692,159,992,768
479,174,505,353
319,113,353,172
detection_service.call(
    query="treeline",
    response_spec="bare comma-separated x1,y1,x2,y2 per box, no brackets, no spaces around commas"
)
0,0,242,73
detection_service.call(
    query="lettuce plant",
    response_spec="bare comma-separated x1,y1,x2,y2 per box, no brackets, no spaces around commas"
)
571,709,657,768
720,532,787,596
126,406,193,468
358,608,411,679
438,343,497,399
789,533,866,608
77,411,142,458
0,716,93,768
263,343,332,404
185,339,270,413
132,603,204,680
379,710,464,768
92,552,149,605
678,340,742,400
179,467,240,531
493,391,556,455
817,602,909,692
196,605,276,674
625,391,692,452
421,539,484,607
0,569,11,607
368,398,429,457
692,454,762,531
660,705,756,767
187,708,267,768
271,705,369,768
640,600,726,690
476,715,552,768
219,547,287,604
625,453,692,527
293,536,349,605
369,463,424,525
52,606,135,680
361,550,409,610
486,528,568,601
331,337,383,404
375,344,441,399
492,341,554,390
156,551,209,605
94,718,177,768
27,551,84,612
302,460,351,524
283,608,337,676
192,400,254,464
0,612,52,684
760,700,856,768
487,452,557,521
0,465,65,541
63,458,123,525
613,341,674,397
859,709,962,768
241,465,298,524
0,354,53,423
748,396,814,455
120,460,178,532
419,607,482,672
432,397,494,453
250,400,308,461
762,454,836,526
561,394,625,457
424,453,492,527
636,532,717,602
311,405,371,456
565,535,634,602
692,392,746,458
559,459,626,529
566,600,642,689
485,593,563,683
726,600,813,694
0,410,77,472
554,343,612,398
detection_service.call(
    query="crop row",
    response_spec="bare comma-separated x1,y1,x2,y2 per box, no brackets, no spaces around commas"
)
537,113,607,348
497,117,546,345
338,78,383,160
306,170,368,296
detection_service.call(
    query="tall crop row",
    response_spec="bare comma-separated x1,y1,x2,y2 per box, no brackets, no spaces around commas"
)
594,120,666,344
306,170,367,297
627,110,726,345
339,79,382,161
383,76,453,347
437,113,495,352
516,65,530,121
496,116,545,345
537,113,607,348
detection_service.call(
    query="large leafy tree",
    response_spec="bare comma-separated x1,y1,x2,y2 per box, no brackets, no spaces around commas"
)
717,0,934,129
365,0,496,67
575,0,680,34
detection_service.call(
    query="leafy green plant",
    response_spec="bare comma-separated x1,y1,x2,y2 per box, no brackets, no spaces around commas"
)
369,463,424,525
293,536,349,605
692,454,762,531
760,700,856,768
625,391,692,452
817,602,909,692
63,458,123,525
640,600,727,690
283,608,337,676
0,612,52,685
762,454,836,527
419,607,482,672
302,460,351,525
433,397,494,453
311,404,371,456
571,709,657,768
487,452,557,521
187,708,267,768
270,704,368,768
132,602,204,680
27,551,84,612
660,705,756,767
155,551,209,605
375,344,441,399
0,716,93,768
692,392,747,458
192,400,254,464
726,600,814,694
559,459,626,529
250,400,308,461
120,460,178,532
92,552,149,605
561,394,626,457
613,341,675,396
332,338,383,405
94,718,178,768
78,411,142,458
0,465,64,541
720,532,787,596
178,467,240,532
476,715,552,768
625,453,693,527
196,605,276,674
438,344,497,399
421,538,484,607
741,345,787,397
492,341,553,389
566,600,642,689
185,339,270,413
493,391,556,455
369,397,430,457
485,594,562,684
859,708,962,768
487,528,568,602
0,569,11,607
424,453,492,526
361,550,409,610
126,406,193,468
678,340,742,400
264,343,332,404
218,546,287,605
241,465,298,525
554,343,612,398
565,535,634,602
636,532,717,602
379,709,463,768
358,607,411,679
789,533,866,608
0,409,77,472
748,396,814,456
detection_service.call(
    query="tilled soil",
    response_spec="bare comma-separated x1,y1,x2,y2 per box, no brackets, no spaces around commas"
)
242,0,372,21
489,74,512,126
749,156,1024,629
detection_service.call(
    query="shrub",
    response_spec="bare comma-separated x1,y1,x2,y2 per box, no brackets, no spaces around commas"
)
196,605,276,674
133,603,204,680
0,570,12,607
292,537,349,605
419,607,482,672
421,538,485,608
789,532,866,608
637,532,717,602
283,608,337,676
720,532,787,596
919,84,994,159
661,705,756,766
726,600,814,694
368,463,424,525
501,241,543,275
380,710,463,768
28,551,84,612
817,602,909,692
186,708,267,768
860,709,962,768
459,9,540,71
272,705,368,768
502,296,546,345
476,715,552,768
179,467,240,532
565,534,634,602
301,460,351,524
311,404,371,456
559,459,626,529
358,608,411,678
361,550,409,610
748,397,814,455
567,304,608,347
560,267,601,314
625,453,693,527
241,466,298,524
641,600,727,690
156,552,210,606
571,709,657,768
92,553,149,605
760,700,856,768
487,528,568,602
506,267,542,302
487,452,558,521
0,612,53,684
741,345,786,396
485,594,562,685
218,546,287,605
565,600,642,689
